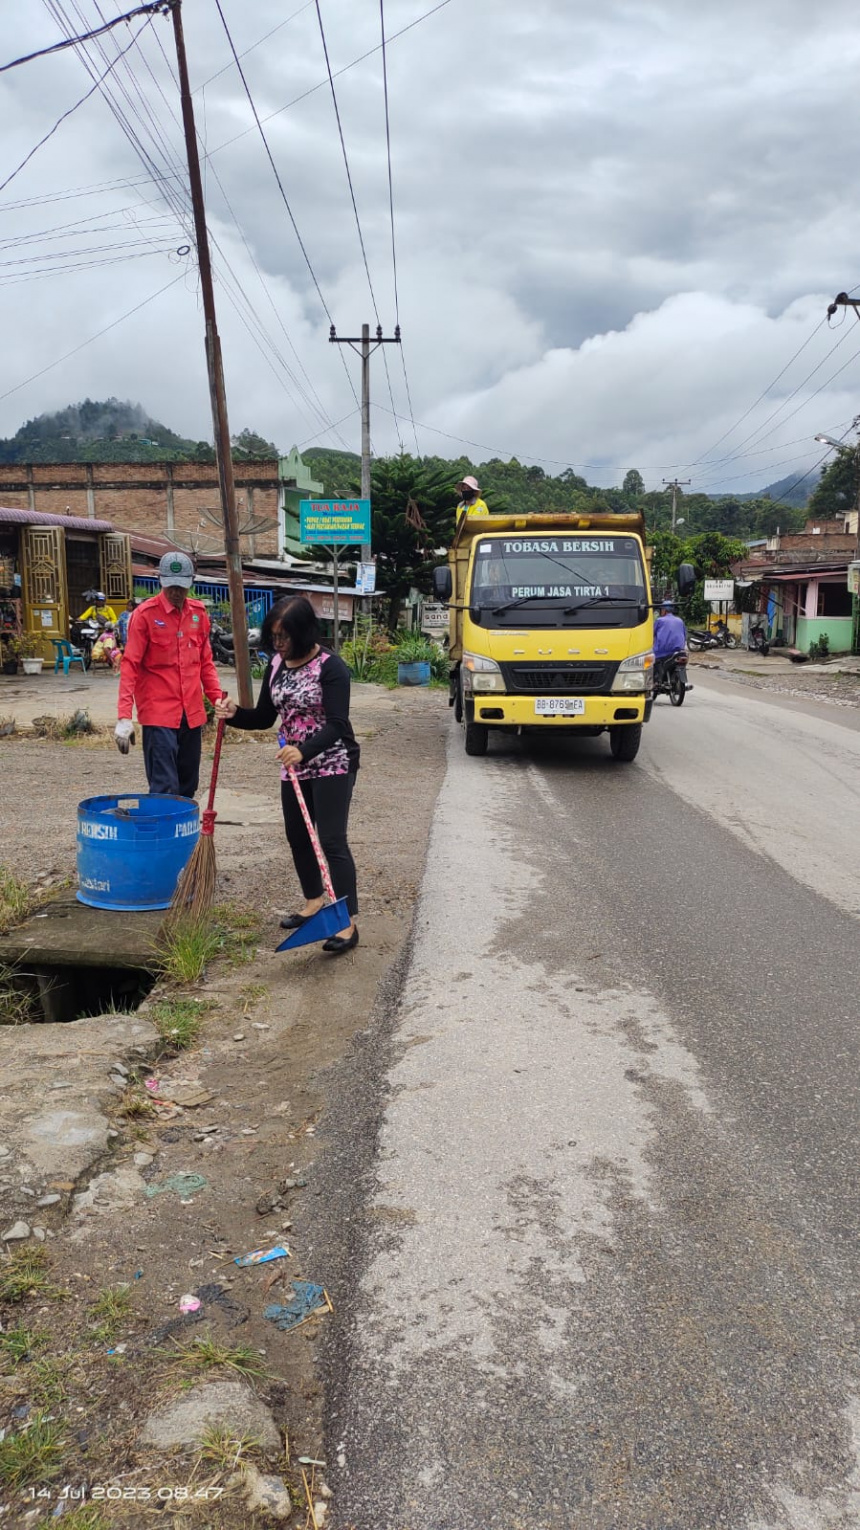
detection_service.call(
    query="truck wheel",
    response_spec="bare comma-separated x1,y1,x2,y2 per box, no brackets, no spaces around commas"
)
464,720,488,756
609,724,642,762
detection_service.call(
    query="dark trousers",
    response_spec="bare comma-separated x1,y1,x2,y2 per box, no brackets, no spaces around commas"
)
142,714,202,798
280,772,358,917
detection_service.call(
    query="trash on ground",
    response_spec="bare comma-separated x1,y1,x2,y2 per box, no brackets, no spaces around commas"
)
144,1079,160,1093
298,1457,327,1467
179,1294,202,1313
144,1172,208,1200
263,1281,331,1332
235,1245,291,1267
157,1081,215,1108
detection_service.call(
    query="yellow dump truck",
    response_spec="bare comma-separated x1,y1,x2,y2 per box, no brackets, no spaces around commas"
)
433,510,693,762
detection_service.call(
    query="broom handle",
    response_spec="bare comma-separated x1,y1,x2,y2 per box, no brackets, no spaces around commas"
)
287,765,336,904
206,717,226,813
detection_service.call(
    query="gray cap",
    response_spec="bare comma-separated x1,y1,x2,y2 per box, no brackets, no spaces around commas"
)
158,551,194,589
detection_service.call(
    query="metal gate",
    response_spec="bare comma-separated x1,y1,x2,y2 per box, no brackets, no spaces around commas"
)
21,526,68,656
99,532,133,607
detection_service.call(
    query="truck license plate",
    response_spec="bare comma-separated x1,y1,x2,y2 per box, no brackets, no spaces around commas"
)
534,698,586,716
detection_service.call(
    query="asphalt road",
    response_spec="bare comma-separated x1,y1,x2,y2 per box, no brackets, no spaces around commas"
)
328,676,860,1530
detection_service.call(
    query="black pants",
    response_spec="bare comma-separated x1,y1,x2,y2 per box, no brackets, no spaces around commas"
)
280,772,358,917
142,714,202,798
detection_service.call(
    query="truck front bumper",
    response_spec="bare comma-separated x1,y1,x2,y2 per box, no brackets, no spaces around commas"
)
469,694,649,727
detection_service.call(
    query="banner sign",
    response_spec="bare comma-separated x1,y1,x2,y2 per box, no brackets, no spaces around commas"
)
355,561,377,594
300,499,371,546
703,578,734,602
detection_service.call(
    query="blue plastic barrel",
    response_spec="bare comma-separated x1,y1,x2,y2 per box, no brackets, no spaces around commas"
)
76,794,200,911
397,660,431,687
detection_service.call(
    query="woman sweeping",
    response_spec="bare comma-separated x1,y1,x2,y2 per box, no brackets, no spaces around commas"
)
214,596,360,954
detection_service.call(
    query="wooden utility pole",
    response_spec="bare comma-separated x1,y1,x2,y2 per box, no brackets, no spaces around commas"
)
663,477,690,534
171,0,252,706
330,323,401,570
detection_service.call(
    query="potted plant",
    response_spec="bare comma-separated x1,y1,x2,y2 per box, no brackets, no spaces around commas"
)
12,635,44,674
395,632,436,687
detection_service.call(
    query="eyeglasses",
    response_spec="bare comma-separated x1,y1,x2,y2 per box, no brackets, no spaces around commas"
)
272,630,290,648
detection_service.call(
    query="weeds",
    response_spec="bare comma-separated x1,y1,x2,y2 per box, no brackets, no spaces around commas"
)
168,1335,270,1382
0,1247,66,1304
0,962,41,1026
0,1410,66,1489
0,867,35,934
149,996,209,1049
35,1511,110,1530
89,1284,132,1344
30,710,96,741
196,1424,262,1471
156,920,223,985
117,1086,155,1120
0,1325,46,1368
30,1356,67,1405
213,903,262,967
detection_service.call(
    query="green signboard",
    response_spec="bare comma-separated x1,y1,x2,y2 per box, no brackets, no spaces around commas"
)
299,499,371,546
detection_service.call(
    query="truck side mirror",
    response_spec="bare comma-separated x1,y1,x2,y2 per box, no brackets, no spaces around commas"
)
433,565,452,601
677,562,696,598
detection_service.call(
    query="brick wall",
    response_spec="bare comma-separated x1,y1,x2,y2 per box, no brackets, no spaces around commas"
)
0,461,281,555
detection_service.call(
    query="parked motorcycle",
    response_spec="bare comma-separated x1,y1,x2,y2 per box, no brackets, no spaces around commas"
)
713,618,738,648
653,649,690,706
748,620,770,657
210,615,262,667
687,622,736,651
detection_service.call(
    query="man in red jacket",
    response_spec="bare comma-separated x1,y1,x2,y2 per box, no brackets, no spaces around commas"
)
115,552,222,798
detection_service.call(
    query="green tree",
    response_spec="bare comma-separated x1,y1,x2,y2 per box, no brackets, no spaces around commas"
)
807,448,860,520
347,455,460,630
231,427,279,458
622,469,644,501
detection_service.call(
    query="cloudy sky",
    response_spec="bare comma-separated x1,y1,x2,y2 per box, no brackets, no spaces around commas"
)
2,0,860,494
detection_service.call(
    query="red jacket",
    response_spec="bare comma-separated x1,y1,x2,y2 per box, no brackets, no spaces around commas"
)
118,591,221,728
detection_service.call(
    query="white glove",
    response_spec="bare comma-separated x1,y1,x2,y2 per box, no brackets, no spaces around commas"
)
115,718,135,754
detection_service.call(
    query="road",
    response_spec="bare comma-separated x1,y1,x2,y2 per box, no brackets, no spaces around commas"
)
327,675,860,1530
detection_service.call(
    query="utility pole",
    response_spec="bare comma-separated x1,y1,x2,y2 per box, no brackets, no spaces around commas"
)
170,0,252,706
663,478,690,534
330,324,401,571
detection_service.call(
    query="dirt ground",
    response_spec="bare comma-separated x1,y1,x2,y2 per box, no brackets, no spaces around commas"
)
0,684,448,1529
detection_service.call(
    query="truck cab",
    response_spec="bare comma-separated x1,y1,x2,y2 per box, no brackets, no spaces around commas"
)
434,511,681,763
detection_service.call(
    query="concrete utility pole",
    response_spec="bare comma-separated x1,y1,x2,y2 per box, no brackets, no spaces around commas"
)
663,478,691,534
171,0,252,706
329,324,401,569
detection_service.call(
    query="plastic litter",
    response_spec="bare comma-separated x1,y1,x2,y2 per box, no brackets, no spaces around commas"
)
264,1281,329,1331
235,1245,291,1267
179,1294,202,1313
143,1172,207,1200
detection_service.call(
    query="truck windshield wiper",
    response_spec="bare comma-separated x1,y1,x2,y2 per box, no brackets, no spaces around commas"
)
562,595,641,614
489,594,550,615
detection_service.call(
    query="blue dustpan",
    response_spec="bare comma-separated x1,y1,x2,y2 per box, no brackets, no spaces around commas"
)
276,897,352,951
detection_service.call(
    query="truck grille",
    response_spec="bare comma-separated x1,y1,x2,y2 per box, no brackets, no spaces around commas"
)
500,661,617,694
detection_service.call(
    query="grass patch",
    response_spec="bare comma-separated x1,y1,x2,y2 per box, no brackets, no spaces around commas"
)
197,1424,263,1471
30,710,96,741
0,1409,66,1490
35,1512,110,1530
30,1356,67,1405
117,1085,155,1120
239,981,268,1015
0,1247,66,1304
157,920,223,985
0,962,41,1026
0,1325,46,1368
213,903,262,968
149,995,209,1049
89,1284,132,1344
167,1335,270,1382
0,867,35,934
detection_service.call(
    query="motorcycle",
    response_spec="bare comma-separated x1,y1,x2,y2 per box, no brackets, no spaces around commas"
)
687,622,736,651
713,618,737,648
210,616,262,667
748,620,770,657
653,649,690,707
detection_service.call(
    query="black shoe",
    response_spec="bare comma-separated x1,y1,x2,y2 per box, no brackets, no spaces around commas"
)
279,911,314,930
322,926,359,955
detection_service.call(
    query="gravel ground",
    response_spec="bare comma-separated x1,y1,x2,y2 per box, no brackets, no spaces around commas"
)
693,661,860,710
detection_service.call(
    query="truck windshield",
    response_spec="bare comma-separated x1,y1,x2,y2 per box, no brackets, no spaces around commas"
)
470,536,647,627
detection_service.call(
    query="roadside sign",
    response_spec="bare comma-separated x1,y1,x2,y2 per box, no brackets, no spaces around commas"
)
421,602,449,631
849,562,860,595
355,561,377,595
703,578,734,602
299,499,371,546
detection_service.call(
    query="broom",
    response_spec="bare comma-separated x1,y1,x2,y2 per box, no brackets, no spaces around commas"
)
164,714,226,927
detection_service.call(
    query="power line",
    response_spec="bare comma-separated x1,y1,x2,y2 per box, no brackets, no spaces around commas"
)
209,0,360,416
0,271,185,402
0,0,167,73
379,0,419,457
691,317,828,467
196,1,313,92
0,16,155,196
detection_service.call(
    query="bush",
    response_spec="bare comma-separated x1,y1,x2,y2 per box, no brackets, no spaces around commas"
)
809,633,831,661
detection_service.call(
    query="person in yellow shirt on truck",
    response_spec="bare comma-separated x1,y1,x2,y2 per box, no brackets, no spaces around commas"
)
456,476,489,519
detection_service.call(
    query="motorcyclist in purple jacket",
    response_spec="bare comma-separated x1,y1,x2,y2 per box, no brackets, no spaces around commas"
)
653,599,687,685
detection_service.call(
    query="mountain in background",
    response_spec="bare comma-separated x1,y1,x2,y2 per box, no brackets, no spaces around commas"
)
744,472,813,509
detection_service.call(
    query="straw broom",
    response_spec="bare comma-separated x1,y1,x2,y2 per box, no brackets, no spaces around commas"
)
164,716,226,927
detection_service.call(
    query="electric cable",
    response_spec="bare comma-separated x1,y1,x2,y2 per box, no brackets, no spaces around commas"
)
379,0,420,456
0,0,167,73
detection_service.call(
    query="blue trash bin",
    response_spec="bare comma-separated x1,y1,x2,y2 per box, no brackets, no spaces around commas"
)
397,660,431,687
76,794,200,911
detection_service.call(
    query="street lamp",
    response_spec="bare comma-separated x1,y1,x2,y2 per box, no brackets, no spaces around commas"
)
814,433,848,451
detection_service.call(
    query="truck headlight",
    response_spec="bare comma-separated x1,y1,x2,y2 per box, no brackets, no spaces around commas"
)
611,651,654,693
462,652,503,693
